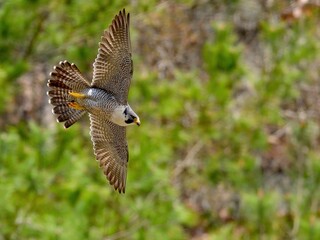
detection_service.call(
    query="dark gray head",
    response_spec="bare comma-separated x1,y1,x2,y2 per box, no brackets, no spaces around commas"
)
124,106,140,126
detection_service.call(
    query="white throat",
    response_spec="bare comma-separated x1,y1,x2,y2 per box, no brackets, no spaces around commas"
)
110,105,127,126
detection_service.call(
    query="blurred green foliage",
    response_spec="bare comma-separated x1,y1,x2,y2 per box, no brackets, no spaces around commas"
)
1,0,320,239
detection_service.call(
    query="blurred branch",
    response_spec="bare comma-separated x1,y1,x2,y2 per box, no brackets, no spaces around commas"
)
22,8,49,60
173,141,204,179
104,214,147,240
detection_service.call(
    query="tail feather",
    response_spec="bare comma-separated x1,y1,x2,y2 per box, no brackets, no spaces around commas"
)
47,79,70,89
47,60,90,128
64,110,86,128
49,97,69,106
50,60,90,91
57,111,73,122
53,104,70,115
48,89,71,98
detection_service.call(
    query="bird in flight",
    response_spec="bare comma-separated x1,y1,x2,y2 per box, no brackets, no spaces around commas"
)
47,9,140,193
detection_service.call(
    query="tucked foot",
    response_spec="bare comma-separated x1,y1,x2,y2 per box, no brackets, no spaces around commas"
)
69,92,86,99
68,101,85,110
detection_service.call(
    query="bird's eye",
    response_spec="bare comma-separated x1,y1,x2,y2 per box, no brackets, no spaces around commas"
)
123,107,128,115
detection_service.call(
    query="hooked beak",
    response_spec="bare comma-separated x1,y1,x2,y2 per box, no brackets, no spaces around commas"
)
134,117,141,126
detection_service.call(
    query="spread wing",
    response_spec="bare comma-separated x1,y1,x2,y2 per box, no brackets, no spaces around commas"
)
91,9,132,105
89,114,128,193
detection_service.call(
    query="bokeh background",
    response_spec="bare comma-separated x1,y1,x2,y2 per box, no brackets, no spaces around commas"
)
1,0,320,239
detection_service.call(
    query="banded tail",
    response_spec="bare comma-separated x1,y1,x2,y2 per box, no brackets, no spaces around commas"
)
47,60,90,128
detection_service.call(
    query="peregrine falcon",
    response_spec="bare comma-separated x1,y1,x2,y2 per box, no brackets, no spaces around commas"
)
47,9,140,193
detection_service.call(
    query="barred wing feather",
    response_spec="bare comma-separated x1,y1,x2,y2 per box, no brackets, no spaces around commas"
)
89,114,128,193
92,9,132,105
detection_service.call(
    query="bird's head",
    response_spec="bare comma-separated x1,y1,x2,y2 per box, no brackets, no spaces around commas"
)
124,106,140,126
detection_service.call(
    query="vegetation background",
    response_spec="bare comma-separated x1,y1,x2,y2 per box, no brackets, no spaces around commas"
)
0,0,320,239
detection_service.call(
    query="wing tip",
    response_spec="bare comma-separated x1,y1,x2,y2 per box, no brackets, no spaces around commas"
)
104,165,127,194
115,184,126,194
